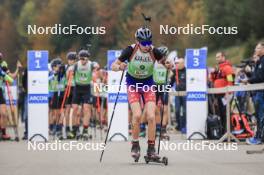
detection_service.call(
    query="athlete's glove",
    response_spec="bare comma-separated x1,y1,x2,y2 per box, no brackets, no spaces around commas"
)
119,62,127,70
48,73,55,81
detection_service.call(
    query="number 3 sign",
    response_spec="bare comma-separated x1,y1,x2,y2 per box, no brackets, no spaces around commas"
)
186,49,206,69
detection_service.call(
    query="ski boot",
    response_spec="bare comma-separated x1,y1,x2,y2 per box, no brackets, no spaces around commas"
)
22,131,28,140
66,131,75,139
82,128,92,141
75,128,82,140
131,141,140,162
1,134,11,141
144,142,168,166
56,131,64,140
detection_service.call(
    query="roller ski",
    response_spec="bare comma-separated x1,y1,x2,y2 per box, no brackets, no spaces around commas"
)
160,128,170,141
131,141,140,162
246,148,264,154
144,143,168,166
160,133,170,141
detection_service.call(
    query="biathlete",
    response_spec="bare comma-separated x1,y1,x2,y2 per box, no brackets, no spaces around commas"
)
111,27,172,161
153,46,170,140
64,52,77,139
71,50,99,140
48,58,66,139
0,54,15,140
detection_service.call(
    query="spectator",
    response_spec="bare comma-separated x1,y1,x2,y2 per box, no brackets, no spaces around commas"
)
245,42,264,145
21,68,28,140
170,58,186,133
210,52,234,134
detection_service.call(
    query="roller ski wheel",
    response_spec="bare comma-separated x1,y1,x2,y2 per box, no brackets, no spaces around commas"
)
133,153,140,162
82,134,89,141
81,133,92,141
131,141,140,162
145,144,168,165
144,155,168,166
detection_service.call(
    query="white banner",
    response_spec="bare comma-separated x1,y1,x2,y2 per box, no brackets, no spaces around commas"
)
186,48,208,139
107,50,128,141
27,50,49,141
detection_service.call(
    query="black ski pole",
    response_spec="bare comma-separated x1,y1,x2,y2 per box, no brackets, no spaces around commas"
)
100,70,125,162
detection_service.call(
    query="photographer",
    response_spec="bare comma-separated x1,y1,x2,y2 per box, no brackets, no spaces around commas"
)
243,42,264,145
234,58,255,113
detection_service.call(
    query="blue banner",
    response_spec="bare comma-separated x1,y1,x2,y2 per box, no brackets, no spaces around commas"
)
6,100,17,105
107,50,121,70
28,94,49,104
187,92,207,101
108,93,128,103
186,48,207,69
28,51,49,71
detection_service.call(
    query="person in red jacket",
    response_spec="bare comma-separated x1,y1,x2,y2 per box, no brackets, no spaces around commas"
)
210,51,234,134
211,52,234,88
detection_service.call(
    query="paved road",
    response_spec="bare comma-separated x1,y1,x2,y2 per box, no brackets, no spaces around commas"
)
0,134,264,175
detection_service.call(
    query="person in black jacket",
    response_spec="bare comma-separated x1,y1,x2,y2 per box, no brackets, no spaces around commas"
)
21,68,28,140
170,58,186,133
244,42,264,145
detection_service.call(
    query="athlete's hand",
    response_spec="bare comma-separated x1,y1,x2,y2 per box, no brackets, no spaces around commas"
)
119,62,127,70
17,60,22,69
0,67,6,77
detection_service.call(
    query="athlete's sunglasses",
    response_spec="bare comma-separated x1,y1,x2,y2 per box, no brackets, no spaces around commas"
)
140,40,152,47
80,57,88,60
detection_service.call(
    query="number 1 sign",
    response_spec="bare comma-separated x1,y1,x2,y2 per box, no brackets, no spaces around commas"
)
27,50,49,141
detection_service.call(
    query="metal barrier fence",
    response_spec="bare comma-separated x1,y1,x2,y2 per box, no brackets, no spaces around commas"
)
169,83,264,143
